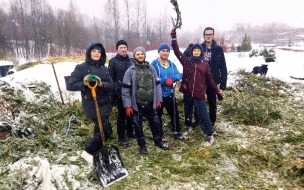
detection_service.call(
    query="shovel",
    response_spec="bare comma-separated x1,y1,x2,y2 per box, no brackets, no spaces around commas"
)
87,81,129,187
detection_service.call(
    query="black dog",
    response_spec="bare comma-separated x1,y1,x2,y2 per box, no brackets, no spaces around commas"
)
251,64,268,76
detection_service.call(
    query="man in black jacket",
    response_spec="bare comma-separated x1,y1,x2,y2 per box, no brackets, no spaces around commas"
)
108,40,135,147
183,27,227,133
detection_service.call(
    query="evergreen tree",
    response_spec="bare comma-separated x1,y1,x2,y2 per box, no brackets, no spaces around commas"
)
240,34,252,52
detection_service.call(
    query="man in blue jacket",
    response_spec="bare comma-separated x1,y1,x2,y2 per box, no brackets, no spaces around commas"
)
183,27,227,133
151,43,188,141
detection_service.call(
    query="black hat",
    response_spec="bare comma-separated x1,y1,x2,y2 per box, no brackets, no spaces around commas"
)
116,40,128,49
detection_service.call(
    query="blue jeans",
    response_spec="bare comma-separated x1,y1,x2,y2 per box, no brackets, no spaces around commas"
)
183,94,213,135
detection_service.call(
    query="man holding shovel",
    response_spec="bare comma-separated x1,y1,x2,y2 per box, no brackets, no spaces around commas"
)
67,42,114,164
151,43,188,141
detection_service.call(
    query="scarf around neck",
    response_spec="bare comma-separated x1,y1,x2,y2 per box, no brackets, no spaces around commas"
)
190,56,203,63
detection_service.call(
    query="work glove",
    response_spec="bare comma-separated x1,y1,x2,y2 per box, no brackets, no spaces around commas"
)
217,91,224,101
156,102,162,109
126,107,133,117
170,29,177,38
89,74,101,86
165,78,173,86
83,74,90,85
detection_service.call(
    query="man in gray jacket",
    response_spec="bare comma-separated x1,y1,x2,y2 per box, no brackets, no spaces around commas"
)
122,46,170,154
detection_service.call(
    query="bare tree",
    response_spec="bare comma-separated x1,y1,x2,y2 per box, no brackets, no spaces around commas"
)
0,7,8,59
122,0,133,46
104,0,120,50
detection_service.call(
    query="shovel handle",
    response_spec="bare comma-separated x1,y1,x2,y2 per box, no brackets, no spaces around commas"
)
86,80,98,98
86,80,106,146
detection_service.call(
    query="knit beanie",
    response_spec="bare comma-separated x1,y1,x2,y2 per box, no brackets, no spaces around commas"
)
116,40,128,49
191,44,203,51
133,46,146,58
157,43,170,52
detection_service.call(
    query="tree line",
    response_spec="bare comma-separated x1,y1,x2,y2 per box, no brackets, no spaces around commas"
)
0,0,299,64
0,0,182,63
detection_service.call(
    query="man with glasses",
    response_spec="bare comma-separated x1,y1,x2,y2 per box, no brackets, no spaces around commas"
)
183,27,227,133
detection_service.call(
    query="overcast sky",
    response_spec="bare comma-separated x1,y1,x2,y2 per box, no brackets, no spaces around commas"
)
2,0,304,31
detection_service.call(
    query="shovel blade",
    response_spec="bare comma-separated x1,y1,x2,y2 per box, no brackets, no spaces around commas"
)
93,145,129,187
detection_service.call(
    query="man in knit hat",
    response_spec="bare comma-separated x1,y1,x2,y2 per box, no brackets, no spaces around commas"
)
122,46,170,154
108,40,135,147
151,43,188,142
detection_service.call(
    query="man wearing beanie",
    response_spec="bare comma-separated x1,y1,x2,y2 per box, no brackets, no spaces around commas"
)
108,40,135,147
122,46,170,154
151,43,188,142
171,29,224,146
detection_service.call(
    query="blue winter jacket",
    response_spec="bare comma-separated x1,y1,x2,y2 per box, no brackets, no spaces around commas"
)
151,58,182,97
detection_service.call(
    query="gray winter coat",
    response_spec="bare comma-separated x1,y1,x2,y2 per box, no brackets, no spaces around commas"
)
122,62,162,111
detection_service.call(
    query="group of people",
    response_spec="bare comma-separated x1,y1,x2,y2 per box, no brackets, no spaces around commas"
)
67,27,227,164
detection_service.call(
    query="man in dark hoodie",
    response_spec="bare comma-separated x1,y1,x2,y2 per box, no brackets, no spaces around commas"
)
67,42,114,164
108,40,135,147
183,27,227,133
171,29,224,146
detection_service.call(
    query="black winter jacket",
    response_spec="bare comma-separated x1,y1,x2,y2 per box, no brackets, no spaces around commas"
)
67,43,114,118
108,53,134,97
183,40,227,90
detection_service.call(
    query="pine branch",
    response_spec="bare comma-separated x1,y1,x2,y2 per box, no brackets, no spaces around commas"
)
170,0,182,29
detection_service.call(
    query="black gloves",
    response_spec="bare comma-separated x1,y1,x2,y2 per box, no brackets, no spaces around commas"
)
171,29,177,38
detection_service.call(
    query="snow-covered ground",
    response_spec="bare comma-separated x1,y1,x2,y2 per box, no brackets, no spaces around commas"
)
1,46,304,104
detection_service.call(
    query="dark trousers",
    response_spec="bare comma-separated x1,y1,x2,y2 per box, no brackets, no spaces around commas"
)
85,115,112,155
131,102,162,146
184,94,196,127
183,94,213,135
206,87,217,124
157,93,181,135
116,98,133,139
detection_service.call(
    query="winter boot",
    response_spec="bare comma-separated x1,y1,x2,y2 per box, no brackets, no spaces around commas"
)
119,138,130,147
139,145,148,154
174,133,188,141
203,135,214,147
155,141,170,150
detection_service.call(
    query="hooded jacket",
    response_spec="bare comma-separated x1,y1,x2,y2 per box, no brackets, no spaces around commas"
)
183,40,227,90
151,58,182,97
122,61,162,111
67,42,114,118
172,40,219,101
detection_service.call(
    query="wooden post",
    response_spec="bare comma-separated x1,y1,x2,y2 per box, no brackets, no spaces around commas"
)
51,62,64,105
